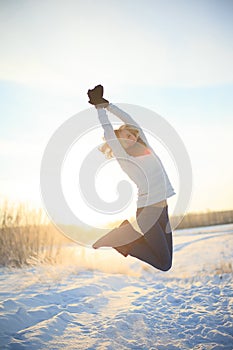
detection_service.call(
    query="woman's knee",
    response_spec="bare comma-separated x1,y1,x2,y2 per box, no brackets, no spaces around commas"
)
158,257,172,271
146,258,172,271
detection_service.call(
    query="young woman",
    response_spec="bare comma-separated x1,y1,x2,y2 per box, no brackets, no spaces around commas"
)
87,85,176,271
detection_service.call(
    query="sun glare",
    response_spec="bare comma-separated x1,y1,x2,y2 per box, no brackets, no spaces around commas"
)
61,127,137,228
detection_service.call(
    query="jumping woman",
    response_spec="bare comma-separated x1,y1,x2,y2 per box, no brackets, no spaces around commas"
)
87,85,176,271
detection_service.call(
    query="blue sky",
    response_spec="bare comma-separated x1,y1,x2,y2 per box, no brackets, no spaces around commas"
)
0,0,233,220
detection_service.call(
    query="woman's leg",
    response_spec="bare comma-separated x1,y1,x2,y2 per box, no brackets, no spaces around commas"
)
92,219,143,249
127,205,173,271
158,206,173,261
92,205,173,271
139,206,173,261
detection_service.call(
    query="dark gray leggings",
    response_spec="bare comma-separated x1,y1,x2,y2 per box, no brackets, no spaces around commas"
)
116,205,173,271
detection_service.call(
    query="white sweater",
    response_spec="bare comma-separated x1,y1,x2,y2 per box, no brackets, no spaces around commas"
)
97,104,176,208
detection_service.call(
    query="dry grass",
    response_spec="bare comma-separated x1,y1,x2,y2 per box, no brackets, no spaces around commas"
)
0,201,71,267
214,261,233,275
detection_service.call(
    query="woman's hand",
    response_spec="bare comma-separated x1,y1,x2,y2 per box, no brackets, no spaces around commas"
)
87,84,109,107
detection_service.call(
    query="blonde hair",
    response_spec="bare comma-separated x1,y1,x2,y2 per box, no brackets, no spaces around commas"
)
98,124,148,159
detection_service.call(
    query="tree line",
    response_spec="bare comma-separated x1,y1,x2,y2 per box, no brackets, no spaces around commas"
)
173,209,233,229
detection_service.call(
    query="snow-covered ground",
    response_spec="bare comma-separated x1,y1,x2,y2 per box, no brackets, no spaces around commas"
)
0,223,233,349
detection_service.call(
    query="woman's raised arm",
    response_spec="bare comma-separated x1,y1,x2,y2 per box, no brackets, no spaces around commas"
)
97,107,131,159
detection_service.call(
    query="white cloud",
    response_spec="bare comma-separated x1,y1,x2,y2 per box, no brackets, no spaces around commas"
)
176,122,233,212
0,1,233,92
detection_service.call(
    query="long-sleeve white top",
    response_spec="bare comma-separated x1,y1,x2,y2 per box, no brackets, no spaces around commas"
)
97,103,176,208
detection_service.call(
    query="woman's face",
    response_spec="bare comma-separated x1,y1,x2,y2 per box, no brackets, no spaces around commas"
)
118,129,138,149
